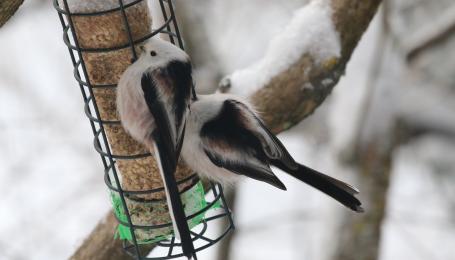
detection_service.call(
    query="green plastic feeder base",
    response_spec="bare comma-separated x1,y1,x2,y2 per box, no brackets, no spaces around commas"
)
110,181,219,244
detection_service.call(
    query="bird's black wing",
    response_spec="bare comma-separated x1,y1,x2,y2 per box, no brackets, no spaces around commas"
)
141,72,196,259
228,100,298,170
219,100,362,211
152,60,193,158
200,100,286,190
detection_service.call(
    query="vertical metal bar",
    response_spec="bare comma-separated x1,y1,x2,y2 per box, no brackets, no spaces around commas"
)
118,0,138,61
158,0,175,44
167,236,175,256
167,0,184,49
165,0,197,99
218,184,235,229
210,182,218,197
59,0,143,258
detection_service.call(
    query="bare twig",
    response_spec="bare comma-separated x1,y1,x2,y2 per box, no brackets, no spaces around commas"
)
405,4,455,61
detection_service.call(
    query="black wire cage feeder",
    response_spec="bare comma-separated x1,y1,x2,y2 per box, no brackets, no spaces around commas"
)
53,0,234,259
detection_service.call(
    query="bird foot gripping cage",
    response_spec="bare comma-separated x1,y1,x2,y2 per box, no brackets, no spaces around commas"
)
53,0,234,259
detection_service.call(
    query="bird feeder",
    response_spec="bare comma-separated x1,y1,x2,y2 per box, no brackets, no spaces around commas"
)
53,0,234,258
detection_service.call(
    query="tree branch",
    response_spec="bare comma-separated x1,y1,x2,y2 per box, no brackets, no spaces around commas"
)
71,0,381,259
0,0,23,28
223,0,381,132
70,213,130,260
70,213,156,260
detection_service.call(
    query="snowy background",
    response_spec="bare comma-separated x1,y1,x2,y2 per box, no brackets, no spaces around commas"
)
1,1,454,260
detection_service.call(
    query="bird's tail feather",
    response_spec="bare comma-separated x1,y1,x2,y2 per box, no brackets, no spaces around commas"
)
275,161,363,212
152,138,196,259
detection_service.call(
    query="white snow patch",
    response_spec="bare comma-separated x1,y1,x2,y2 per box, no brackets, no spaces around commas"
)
302,82,315,90
58,0,137,13
228,0,340,97
321,78,334,87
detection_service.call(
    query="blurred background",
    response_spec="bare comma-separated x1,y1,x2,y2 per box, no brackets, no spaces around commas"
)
1,0,454,259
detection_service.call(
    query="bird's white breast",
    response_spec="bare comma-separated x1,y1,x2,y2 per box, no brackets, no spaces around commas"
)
117,63,156,144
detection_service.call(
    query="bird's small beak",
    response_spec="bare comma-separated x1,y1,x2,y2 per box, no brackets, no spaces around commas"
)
139,44,146,54
130,45,146,63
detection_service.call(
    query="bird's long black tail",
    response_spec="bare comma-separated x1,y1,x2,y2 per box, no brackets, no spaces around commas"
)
274,161,363,212
153,133,196,259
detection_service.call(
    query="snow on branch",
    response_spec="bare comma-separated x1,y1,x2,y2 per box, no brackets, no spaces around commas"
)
221,0,382,133
59,0,137,12
222,0,341,97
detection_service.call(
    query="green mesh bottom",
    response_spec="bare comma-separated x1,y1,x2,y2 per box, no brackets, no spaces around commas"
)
110,181,217,244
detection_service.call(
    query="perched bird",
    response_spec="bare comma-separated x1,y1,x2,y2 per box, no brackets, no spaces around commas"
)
117,37,196,259
182,94,363,212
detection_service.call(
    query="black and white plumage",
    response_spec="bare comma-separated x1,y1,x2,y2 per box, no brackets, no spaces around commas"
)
182,94,363,212
117,37,196,259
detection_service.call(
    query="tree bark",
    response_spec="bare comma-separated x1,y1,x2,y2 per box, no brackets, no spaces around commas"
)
71,0,381,259
70,213,131,260
71,213,156,260
0,0,23,28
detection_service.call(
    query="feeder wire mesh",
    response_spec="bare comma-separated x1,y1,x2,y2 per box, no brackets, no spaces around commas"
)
54,0,234,259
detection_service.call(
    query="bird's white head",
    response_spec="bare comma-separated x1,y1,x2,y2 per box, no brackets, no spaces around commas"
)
135,37,189,70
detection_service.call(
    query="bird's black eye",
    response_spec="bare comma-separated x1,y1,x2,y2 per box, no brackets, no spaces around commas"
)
150,51,157,56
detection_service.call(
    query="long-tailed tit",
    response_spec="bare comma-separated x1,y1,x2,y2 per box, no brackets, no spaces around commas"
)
117,37,196,259
182,94,363,212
